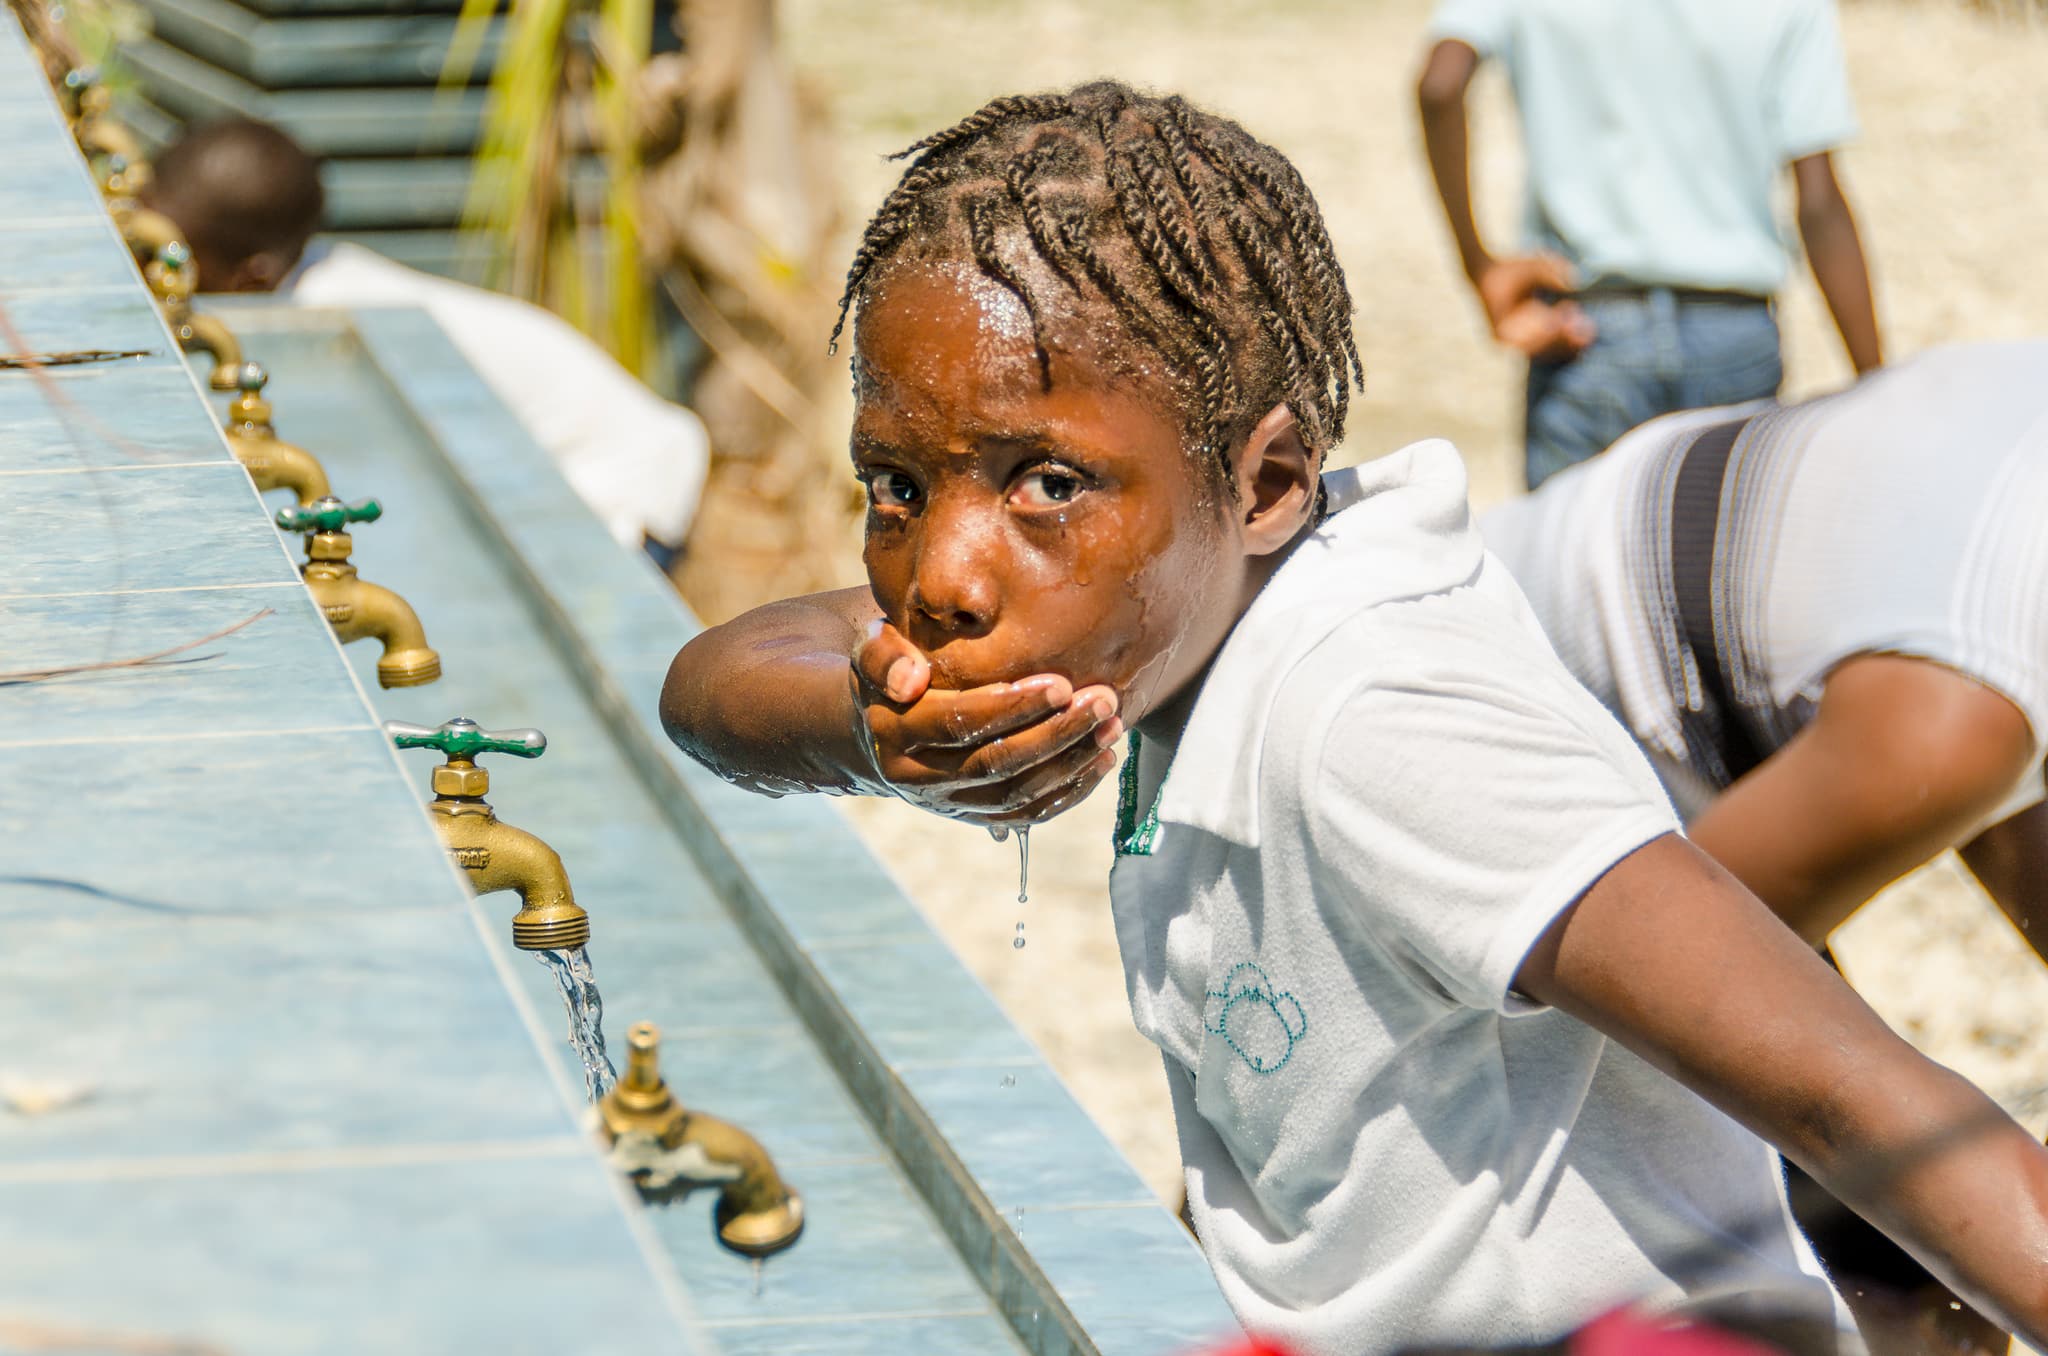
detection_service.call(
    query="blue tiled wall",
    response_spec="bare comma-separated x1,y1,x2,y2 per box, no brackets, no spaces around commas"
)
0,15,712,1352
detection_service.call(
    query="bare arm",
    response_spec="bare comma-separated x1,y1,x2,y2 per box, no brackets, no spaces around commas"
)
1417,39,1491,285
1417,40,1593,361
1684,654,2035,943
1960,789,2048,965
660,585,883,796
660,587,1120,821
1518,833,2048,1344
1793,151,1882,375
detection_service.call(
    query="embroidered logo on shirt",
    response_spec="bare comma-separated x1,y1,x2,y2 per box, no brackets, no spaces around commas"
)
1203,962,1308,1073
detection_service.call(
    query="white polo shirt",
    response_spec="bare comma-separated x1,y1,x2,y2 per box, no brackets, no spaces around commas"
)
1108,442,1845,1355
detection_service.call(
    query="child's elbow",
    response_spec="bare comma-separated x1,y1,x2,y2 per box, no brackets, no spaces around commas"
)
1415,42,1476,114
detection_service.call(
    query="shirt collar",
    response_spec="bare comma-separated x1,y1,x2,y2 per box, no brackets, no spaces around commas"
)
1150,439,1483,850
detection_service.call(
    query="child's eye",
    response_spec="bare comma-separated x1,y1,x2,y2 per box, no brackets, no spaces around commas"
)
1012,470,1085,511
864,471,923,510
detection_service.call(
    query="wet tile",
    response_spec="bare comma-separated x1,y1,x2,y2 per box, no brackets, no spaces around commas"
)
806,936,1039,1069
0,285,175,365
892,1063,1155,1212
0,362,234,470
0,585,366,742
0,728,452,924
0,460,295,596
0,118,101,221
1001,1205,1239,1356
641,1156,988,1324
0,1158,697,1354
569,908,809,1037
0,906,583,1162
0,217,139,292
712,1313,1026,1355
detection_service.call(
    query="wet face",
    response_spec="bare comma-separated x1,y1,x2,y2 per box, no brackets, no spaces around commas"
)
852,263,1249,725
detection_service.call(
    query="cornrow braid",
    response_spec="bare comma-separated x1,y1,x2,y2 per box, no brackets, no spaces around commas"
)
833,80,1363,485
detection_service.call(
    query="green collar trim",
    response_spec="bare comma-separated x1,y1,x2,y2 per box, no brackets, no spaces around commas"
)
1113,731,1164,857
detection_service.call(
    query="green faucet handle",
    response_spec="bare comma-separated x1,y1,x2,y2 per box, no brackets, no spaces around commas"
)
158,240,190,271
386,717,547,762
276,496,381,534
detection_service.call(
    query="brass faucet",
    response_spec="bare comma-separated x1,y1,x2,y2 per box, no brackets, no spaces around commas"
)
385,718,590,951
599,1022,805,1257
225,363,330,505
140,243,242,391
67,76,148,170
276,497,441,688
113,198,185,263
96,152,153,201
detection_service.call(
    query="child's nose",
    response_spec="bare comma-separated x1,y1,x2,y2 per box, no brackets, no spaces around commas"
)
909,513,1000,636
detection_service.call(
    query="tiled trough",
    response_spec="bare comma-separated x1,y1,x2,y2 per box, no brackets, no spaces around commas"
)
0,13,1238,1352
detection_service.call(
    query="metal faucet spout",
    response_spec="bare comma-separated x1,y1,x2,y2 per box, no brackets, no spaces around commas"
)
226,363,330,504
599,1022,804,1257
430,795,590,951
279,499,442,689
176,309,243,391
385,720,589,952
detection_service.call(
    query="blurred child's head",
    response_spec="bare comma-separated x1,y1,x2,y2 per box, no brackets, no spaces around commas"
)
838,81,1362,723
143,118,323,293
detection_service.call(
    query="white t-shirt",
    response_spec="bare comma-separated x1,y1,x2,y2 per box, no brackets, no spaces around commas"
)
287,243,708,548
1428,0,1859,295
1109,442,1845,1355
1482,341,2048,828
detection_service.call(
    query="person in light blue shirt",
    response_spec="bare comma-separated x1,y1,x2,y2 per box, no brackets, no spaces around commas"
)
1417,0,1883,489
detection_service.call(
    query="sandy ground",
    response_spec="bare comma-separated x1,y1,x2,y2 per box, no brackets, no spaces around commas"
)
778,0,2048,1205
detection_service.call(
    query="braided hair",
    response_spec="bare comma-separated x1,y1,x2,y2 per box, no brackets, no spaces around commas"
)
831,82,1364,487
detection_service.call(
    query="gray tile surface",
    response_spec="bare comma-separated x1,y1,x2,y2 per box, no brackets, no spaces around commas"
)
0,362,237,470
0,1159,688,1355
0,460,295,597
0,583,361,742
0,906,578,1162
0,20,704,1350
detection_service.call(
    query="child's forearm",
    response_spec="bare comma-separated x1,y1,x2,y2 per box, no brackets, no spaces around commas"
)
1416,40,1491,283
1518,834,2048,1345
660,587,883,797
1812,1077,2048,1346
1792,152,1882,374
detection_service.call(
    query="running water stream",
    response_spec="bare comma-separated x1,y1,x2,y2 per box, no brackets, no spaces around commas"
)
537,946,617,1101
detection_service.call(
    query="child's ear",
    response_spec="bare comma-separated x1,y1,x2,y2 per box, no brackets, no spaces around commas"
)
1234,403,1318,556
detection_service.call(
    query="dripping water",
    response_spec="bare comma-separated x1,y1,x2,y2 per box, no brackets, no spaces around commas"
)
1015,825,1031,904
537,945,617,1101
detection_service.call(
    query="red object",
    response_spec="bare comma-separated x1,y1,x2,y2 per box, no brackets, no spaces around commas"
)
1188,1341,1300,1356
1573,1308,1782,1356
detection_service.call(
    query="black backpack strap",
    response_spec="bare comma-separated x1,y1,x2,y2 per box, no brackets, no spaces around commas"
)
1668,415,1769,785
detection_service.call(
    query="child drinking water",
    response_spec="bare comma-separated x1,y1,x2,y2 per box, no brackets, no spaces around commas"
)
660,82,2048,1354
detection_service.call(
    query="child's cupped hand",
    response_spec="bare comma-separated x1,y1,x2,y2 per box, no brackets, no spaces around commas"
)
851,619,1124,827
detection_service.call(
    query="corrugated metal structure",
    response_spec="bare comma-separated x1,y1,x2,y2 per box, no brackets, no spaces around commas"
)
117,0,510,276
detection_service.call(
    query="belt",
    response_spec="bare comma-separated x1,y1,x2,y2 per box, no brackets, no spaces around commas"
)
1668,414,1768,785
1577,282,1772,306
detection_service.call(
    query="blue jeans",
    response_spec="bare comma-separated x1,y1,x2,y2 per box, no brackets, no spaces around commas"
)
1524,289,1782,490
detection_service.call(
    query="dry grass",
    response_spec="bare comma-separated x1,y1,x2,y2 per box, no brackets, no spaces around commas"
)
783,0,2048,1201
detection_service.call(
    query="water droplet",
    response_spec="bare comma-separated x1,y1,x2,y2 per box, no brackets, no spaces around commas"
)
987,823,1009,843
1015,825,1030,905
752,1257,765,1298
1000,1074,1017,1088
1013,921,1026,950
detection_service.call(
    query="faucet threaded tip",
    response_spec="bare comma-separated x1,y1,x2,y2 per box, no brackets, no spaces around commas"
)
511,897,590,951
